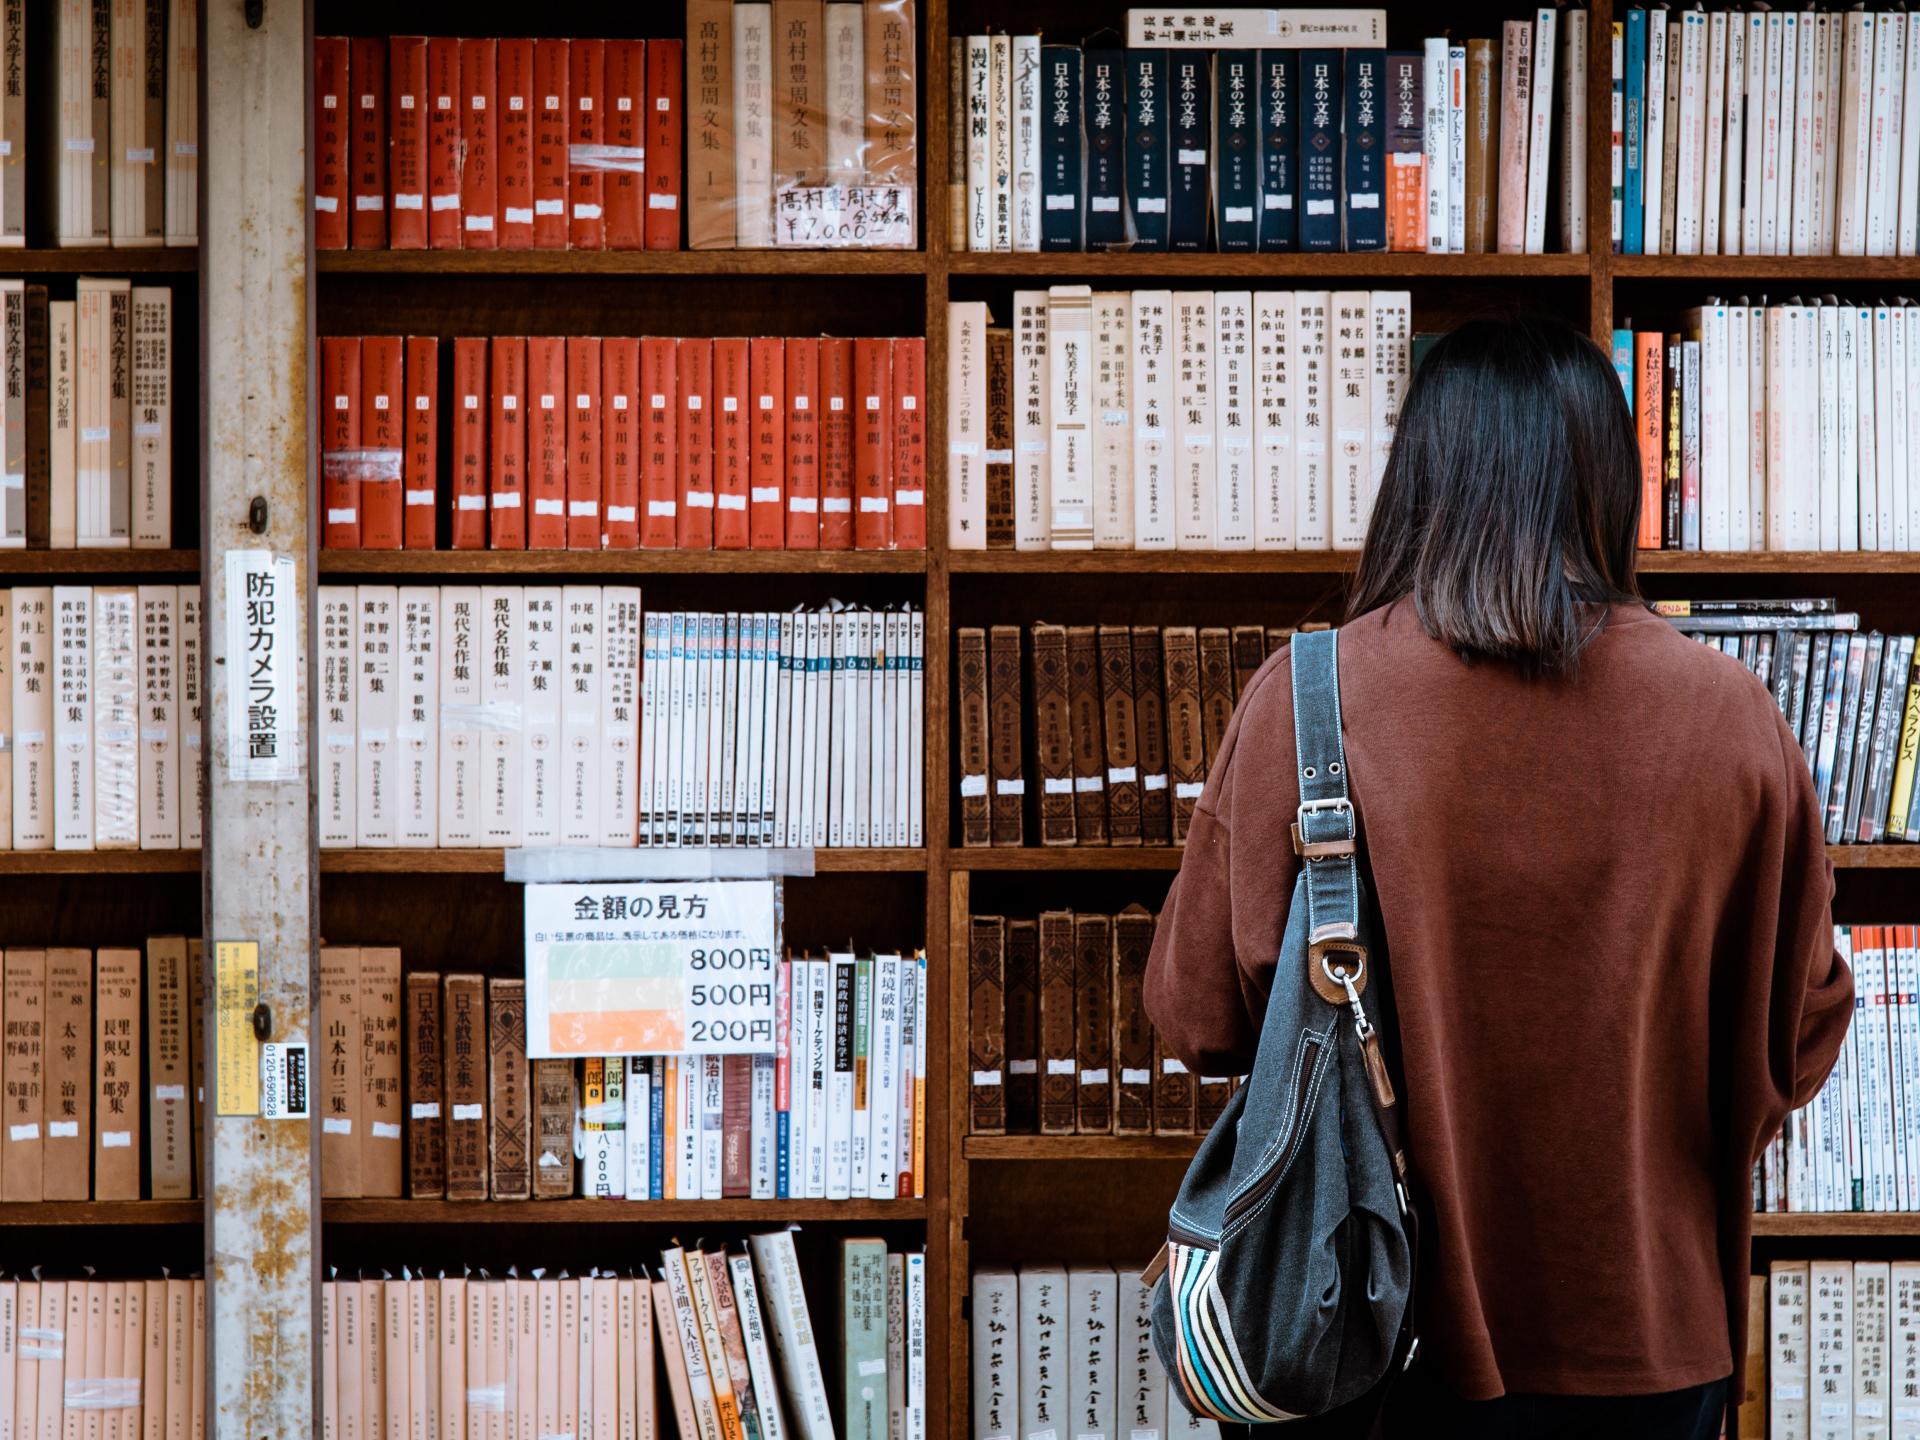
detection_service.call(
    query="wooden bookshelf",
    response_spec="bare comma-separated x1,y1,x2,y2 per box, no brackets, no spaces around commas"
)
0,1201,201,1226
317,249,926,277
3,249,197,275
954,845,1916,871
0,550,202,575
0,850,200,874
318,548,927,576
964,1136,1199,1161
317,848,928,874
952,549,1920,575
948,251,1591,278
323,1198,927,1224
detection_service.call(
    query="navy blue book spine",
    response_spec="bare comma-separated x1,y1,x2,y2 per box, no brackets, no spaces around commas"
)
1257,49,1298,252
1342,49,1387,251
1213,53,1258,251
1041,45,1086,250
1126,49,1171,250
1169,52,1211,250
1299,49,1342,252
1085,48,1127,248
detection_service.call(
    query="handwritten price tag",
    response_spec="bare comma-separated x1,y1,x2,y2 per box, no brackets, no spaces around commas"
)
773,185,916,249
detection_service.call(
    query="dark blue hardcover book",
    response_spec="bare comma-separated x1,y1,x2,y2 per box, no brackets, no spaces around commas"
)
1342,49,1386,251
1169,52,1211,250
1300,49,1342,251
1126,49,1171,250
648,1063,665,1197
1213,52,1258,251
1086,48,1127,248
1257,49,1298,251
1041,44,1086,250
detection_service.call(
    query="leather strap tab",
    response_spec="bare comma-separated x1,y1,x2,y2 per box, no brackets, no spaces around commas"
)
1291,631,1360,1004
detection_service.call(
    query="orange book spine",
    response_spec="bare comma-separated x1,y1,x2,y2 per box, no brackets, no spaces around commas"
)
853,336,892,549
712,338,751,549
358,335,405,550
1634,331,1663,550
890,336,926,549
602,41,647,250
321,338,363,550
426,37,464,249
601,337,641,548
568,41,606,250
314,38,351,250
525,336,568,549
645,40,685,250
566,337,603,550
451,338,490,549
459,39,499,249
349,36,389,249
496,39,536,250
532,40,572,250
748,338,787,549
403,336,439,549
819,337,855,549
641,337,680,549
387,37,429,250
677,339,716,548
1386,161,1425,252
489,338,528,549
784,337,821,548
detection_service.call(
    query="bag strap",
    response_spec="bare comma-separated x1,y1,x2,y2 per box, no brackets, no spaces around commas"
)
1289,630,1366,1008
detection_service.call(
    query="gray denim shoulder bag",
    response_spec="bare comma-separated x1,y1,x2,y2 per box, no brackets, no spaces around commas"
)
1145,627,1418,1425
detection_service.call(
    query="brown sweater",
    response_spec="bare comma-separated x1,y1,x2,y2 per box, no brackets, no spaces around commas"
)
1145,600,1852,1401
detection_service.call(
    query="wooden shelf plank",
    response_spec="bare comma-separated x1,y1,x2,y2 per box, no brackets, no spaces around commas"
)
324,1198,926,1223
1751,1213,1920,1236
1616,256,1920,282
1828,847,1920,868
950,549,1920,575
0,851,199,874
948,253,1590,278
318,250,926,277
2,249,197,275
0,1201,200,1225
319,848,928,874
964,1136,1199,1160
957,845,1911,870
0,550,201,575
319,549,927,576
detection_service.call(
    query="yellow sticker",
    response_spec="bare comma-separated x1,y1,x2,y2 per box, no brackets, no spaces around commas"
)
214,940,261,1117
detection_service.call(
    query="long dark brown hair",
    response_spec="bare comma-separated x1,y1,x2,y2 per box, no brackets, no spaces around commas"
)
1346,315,1645,674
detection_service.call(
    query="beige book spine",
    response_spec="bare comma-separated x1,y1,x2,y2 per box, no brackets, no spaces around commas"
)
144,937,189,1196
319,947,363,1197
90,586,138,849
48,305,75,550
0,591,11,849
14,1283,38,1440
163,0,197,246
89,947,139,1197
129,288,169,548
592,1279,616,1440
337,1281,363,1440
2,949,45,1200
557,1281,578,1440
42,950,91,1200
11,588,51,851
163,1280,187,1440
536,1280,559,1440
436,1279,465,1440
59,1280,85,1440
187,1281,203,1440
0,1280,13,1440
685,1,737,248
360,946,404,1197
176,588,201,851
139,1280,163,1440
383,1281,409,1440
32,1281,61,1440
320,1283,337,1440
135,587,179,849
360,1279,382,1440
650,1281,700,1440
185,939,201,1196
513,1281,535,1440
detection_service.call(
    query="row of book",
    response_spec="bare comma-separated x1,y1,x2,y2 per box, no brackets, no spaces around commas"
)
319,335,926,552
326,948,930,1205
0,588,202,854
323,1235,922,1440
1757,926,1920,1213
40,2,198,248
952,15,1587,255
969,1265,1220,1440
318,593,924,852
0,941,204,1203
0,281,175,550
967,908,1231,1137
956,622,1311,849
1621,300,1920,553
1763,1259,1920,1440
0,1279,206,1439
1663,603,1920,845
313,35,681,252
1612,10,1920,258
947,291,1409,553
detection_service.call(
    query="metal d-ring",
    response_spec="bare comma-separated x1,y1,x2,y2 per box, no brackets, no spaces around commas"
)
1321,950,1365,990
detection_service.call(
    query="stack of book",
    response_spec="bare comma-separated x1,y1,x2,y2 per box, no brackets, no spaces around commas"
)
1760,1260,1920,1440
0,1278,207,1438
968,909,1235,1138
1620,299,1920,552
323,949,929,1203
313,36,682,251
321,1234,925,1440
1661,602,1920,844
318,592,923,851
319,333,925,552
947,291,1411,552
1613,10,1920,258
970,1265,1221,1440
0,280,175,550
954,9,1585,254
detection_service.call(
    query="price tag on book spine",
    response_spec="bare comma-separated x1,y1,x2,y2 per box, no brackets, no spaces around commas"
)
523,879,778,1058
773,185,915,248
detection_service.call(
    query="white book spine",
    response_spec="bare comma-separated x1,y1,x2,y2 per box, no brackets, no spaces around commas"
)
1749,304,1768,547
10,588,49,849
990,34,1013,252
1172,291,1216,550
1330,292,1371,550
1719,16,1746,254
745,1231,836,1440
1018,1269,1068,1440
1839,12,1876,256
1369,290,1411,512
908,611,924,848
1861,306,1883,551
91,585,136,848
1012,37,1042,252
728,1252,790,1440
1130,291,1175,550
1092,292,1135,548
1907,306,1920,549
1857,1261,1893,1439
1805,16,1831,255
178,584,200,847
1767,303,1791,550
1067,1268,1119,1440
1293,291,1331,549
355,585,398,847
397,586,438,848
751,1051,776,1199
826,952,855,1199
1756,13,1783,254
164,0,196,245
52,585,92,850
1675,10,1706,255
1904,16,1920,255
523,588,563,846
1897,1264,1920,1440
1122,1274,1161,1440
1812,1260,1855,1440
805,958,830,1198
1212,292,1253,551
1838,306,1861,551
138,586,179,850
1790,11,1818,256
1422,38,1448,253
482,584,526,847
867,955,902,1199
129,286,170,548
1446,46,1466,253
1774,1262,1812,1439
1825,14,1848,253
1893,306,1912,552
598,586,640,847
1013,290,1052,551
1800,301,1825,549
966,36,992,252
1869,14,1902,257
1644,14,1669,253
1742,13,1769,255
905,1252,928,1440
1701,303,1729,550
1048,286,1095,548
559,586,600,846
621,1057,649,1199
673,1056,699,1198
1727,302,1751,550
1776,16,1800,256
1524,8,1557,255
317,586,357,849
1817,304,1841,553
438,589,481,846
698,1054,724,1197
49,301,76,549
1253,291,1295,550
946,302,990,550
809,613,830,848
733,4,775,248
1702,13,1729,255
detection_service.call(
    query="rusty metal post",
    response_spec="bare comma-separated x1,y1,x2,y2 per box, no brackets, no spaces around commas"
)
200,1,319,1436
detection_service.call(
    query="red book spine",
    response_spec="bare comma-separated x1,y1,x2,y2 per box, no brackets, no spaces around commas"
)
460,39,499,248
818,337,854,549
451,338,490,548
349,37,388,248
676,339,715,548
853,337,892,549
641,338,680,548
314,38,350,250
644,40,684,250
568,40,606,250
387,37,429,249
602,41,647,250
566,337,603,549
749,338,786,549
426,37,464,249
359,336,406,550
720,1054,753,1197
320,337,362,548
403,336,439,549
496,39,536,249
890,337,926,550
532,40,571,250
526,337,568,549
712,338,751,549
601,338,641,548
784,338,821,548
489,338,528,548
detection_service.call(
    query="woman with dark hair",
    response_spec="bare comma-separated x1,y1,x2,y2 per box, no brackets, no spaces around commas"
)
1144,315,1853,1439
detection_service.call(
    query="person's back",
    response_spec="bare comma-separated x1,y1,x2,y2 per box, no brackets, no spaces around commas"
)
1143,316,1852,1440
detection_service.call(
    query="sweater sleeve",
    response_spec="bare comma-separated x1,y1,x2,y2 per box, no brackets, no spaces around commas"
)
1144,653,1302,1076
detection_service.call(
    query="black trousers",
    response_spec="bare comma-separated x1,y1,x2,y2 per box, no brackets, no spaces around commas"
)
1218,1371,1730,1440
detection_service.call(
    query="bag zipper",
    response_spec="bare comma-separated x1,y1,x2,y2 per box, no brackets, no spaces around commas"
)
1221,1032,1325,1231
